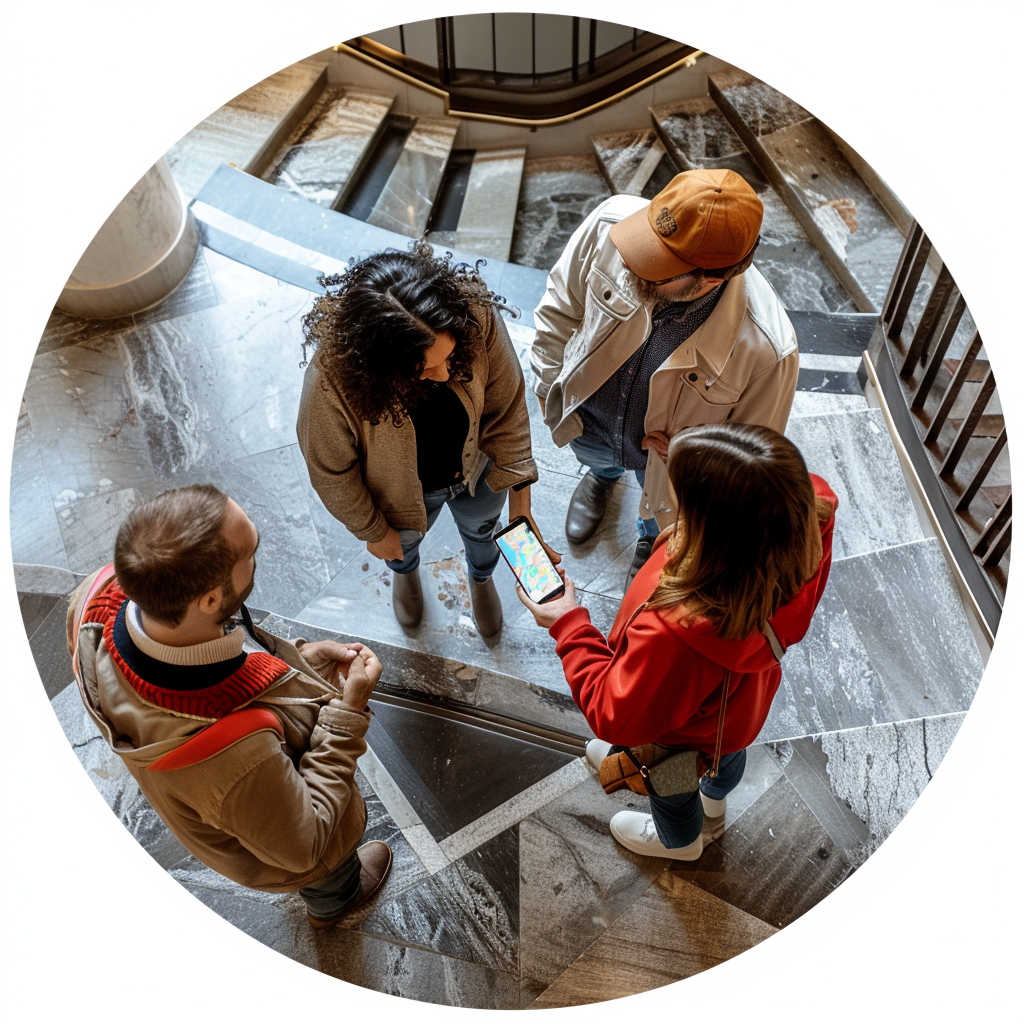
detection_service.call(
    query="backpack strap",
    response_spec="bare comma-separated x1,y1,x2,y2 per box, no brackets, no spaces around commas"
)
145,707,284,772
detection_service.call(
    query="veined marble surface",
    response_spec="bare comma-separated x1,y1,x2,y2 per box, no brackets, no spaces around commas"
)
272,88,394,207
449,147,527,263
509,156,611,271
591,128,674,197
651,97,855,313
166,60,326,199
367,117,460,237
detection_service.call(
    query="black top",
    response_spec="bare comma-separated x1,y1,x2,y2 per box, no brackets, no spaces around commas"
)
409,383,470,492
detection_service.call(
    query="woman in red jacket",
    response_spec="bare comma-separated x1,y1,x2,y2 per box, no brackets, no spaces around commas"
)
518,422,837,861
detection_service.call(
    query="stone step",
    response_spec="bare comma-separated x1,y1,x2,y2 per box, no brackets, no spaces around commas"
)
267,86,395,208
651,95,856,315
366,116,461,237
708,68,905,314
166,59,328,199
590,127,679,198
509,155,611,270
427,146,528,264
188,164,551,318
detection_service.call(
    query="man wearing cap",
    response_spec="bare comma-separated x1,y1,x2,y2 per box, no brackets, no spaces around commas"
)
530,168,799,586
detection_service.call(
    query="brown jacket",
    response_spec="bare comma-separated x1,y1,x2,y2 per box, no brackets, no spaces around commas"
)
297,304,538,543
68,571,370,893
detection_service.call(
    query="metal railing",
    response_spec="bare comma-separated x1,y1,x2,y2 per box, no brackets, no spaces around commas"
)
342,16,696,121
866,221,1011,638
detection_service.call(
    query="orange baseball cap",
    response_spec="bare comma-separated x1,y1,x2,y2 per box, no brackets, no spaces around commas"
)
609,168,763,280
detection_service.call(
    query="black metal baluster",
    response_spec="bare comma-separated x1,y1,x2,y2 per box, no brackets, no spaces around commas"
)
925,331,982,443
957,427,1008,512
940,366,996,476
911,290,965,409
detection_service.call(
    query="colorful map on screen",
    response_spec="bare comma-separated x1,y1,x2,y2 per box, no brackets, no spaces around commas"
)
496,521,562,601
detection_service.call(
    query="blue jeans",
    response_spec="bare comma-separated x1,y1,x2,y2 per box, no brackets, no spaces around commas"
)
648,748,747,848
569,433,660,538
298,849,362,920
386,478,507,583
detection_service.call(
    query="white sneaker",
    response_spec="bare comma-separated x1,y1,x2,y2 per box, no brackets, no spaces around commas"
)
585,738,612,772
700,792,727,842
609,810,705,861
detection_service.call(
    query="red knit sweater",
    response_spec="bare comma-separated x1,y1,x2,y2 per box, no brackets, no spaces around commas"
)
550,474,837,752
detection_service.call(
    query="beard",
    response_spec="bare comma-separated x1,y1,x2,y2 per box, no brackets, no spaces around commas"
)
216,575,255,625
625,270,709,309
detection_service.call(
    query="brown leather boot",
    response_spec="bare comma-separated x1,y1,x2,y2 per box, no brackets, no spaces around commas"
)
469,577,503,638
307,840,393,929
391,568,423,628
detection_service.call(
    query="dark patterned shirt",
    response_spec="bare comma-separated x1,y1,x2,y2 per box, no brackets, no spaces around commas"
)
578,285,725,469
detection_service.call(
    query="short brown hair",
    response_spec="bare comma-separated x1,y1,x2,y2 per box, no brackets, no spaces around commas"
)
114,484,236,627
648,423,831,640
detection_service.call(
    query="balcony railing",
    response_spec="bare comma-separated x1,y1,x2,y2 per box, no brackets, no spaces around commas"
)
864,222,1011,641
341,15,697,121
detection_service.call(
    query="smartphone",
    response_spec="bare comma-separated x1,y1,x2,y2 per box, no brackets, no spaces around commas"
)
494,516,566,604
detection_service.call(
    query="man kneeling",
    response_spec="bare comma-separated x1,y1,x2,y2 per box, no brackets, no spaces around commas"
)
67,484,391,928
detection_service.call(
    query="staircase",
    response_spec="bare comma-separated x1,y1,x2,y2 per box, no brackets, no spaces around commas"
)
16,51,1001,1007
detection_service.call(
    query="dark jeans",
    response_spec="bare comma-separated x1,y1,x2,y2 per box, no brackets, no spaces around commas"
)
297,848,362,920
648,748,747,848
386,478,507,583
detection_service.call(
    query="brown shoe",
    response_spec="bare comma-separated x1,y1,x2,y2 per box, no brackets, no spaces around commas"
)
469,576,503,638
391,568,423,628
306,841,393,929
565,472,616,543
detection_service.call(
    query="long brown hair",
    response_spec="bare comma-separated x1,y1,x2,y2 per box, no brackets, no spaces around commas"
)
648,423,832,640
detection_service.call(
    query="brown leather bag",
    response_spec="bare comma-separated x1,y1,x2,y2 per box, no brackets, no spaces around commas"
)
598,617,785,798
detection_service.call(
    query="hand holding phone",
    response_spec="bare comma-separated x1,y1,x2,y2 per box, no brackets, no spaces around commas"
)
494,516,566,604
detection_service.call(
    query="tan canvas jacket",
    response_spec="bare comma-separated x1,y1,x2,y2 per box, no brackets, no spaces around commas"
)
69,572,370,893
531,194,800,527
297,303,538,543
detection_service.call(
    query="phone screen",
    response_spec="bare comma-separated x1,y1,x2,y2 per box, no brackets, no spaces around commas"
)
495,518,564,603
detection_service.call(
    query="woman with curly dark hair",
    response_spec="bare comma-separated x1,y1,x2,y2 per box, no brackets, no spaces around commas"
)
297,243,555,637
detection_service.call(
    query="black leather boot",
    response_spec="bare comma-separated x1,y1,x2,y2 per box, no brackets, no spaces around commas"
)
565,472,617,543
624,535,655,590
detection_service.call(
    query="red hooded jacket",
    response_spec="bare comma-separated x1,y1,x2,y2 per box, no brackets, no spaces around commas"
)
550,474,837,753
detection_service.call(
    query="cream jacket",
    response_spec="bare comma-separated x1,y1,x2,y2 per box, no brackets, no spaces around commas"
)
531,194,800,527
297,303,537,543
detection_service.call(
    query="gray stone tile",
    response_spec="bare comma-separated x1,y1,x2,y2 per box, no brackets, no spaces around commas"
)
815,713,965,856
671,774,855,929
166,60,325,199
171,445,333,618
591,127,671,196
785,408,924,560
175,854,522,1010
767,736,874,867
518,777,664,1003
9,405,68,569
830,539,985,720
57,487,138,575
28,596,73,700
19,592,61,640
22,337,160,505
757,583,887,742
359,826,520,973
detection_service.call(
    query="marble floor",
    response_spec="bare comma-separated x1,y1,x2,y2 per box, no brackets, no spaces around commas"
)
12,173,989,1005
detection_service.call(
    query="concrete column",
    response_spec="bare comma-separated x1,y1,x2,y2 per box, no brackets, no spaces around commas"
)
57,157,199,319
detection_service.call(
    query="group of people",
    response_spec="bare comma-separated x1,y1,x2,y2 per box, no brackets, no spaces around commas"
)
68,168,836,928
